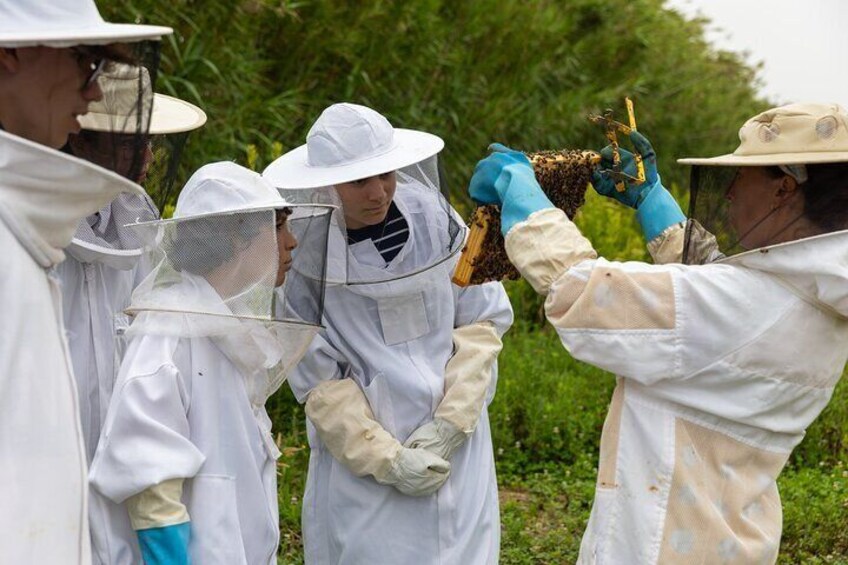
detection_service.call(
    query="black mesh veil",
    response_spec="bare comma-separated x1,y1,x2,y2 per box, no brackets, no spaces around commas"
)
146,131,189,211
67,40,161,185
683,165,739,264
683,163,848,264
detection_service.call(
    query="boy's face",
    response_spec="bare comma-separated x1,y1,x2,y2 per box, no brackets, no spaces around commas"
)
334,171,397,229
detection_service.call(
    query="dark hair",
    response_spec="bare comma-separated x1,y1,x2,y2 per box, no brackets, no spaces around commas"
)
766,164,848,232
168,211,268,275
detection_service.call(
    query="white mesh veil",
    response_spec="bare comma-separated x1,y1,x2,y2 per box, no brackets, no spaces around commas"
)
263,103,465,298
124,162,333,404
275,155,463,294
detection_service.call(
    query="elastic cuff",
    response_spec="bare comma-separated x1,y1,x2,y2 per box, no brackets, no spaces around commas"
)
636,185,686,241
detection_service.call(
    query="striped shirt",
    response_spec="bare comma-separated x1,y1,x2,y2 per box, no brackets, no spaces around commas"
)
346,202,409,263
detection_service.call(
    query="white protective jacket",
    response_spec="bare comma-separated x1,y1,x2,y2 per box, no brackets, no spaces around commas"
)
57,204,152,463
0,129,145,564
55,208,152,565
89,274,283,565
289,189,514,564
505,208,848,565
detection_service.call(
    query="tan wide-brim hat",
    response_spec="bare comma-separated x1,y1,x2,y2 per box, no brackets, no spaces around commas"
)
79,92,208,135
0,0,171,47
678,103,848,167
263,103,444,189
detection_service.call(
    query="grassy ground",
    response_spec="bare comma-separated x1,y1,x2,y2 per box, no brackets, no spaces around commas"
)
270,322,848,564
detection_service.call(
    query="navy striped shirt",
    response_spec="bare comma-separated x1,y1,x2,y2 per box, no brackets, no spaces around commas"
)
346,202,409,263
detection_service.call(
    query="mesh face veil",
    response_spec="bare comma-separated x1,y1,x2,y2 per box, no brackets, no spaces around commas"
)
68,90,206,265
263,103,465,297
680,103,848,264
67,41,161,183
125,163,333,404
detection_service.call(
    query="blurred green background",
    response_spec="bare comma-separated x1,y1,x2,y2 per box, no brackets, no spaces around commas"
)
100,0,848,562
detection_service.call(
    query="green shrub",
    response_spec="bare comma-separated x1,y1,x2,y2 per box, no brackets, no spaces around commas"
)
100,0,766,209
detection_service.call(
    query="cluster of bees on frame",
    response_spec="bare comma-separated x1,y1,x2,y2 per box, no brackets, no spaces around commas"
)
460,150,598,286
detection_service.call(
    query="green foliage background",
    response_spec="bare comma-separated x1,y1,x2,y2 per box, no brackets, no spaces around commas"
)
101,0,763,209
97,0,848,562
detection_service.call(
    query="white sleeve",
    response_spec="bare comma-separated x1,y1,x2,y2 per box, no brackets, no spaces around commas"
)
453,280,514,336
286,331,346,403
505,208,792,386
89,338,204,504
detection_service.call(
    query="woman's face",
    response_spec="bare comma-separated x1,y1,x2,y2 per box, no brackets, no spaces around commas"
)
726,166,803,249
275,212,298,287
334,172,397,229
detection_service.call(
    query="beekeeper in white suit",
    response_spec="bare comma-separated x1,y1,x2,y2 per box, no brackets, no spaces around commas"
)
90,162,334,564
0,2,170,563
58,79,206,564
264,103,514,564
468,102,848,564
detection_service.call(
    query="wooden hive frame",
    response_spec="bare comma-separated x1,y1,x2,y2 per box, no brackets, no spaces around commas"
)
452,150,600,287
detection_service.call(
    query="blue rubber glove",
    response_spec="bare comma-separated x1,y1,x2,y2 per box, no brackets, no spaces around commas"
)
137,522,191,565
590,131,685,241
468,143,554,236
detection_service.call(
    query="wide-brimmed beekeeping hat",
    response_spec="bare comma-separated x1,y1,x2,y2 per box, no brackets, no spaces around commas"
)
0,0,171,47
264,102,444,189
679,103,848,167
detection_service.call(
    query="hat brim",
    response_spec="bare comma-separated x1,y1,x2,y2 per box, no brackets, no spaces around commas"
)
678,151,848,167
78,93,208,134
263,129,444,189
131,202,336,227
0,23,172,47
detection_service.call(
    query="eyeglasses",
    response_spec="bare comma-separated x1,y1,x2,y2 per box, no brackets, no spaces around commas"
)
71,47,107,90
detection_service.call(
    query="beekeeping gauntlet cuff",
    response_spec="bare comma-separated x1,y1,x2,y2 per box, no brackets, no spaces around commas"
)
635,183,686,242
126,478,189,531
647,222,687,264
505,208,598,296
305,378,402,482
648,219,723,265
437,321,503,432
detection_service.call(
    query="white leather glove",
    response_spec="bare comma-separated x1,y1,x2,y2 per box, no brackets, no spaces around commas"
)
382,446,451,496
305,379,451,496
404,417,466,461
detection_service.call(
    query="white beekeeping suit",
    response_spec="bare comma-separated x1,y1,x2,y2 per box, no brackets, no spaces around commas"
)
468,103,848,564
0,2,170,563
56,89,206,565
264,103,514,564
89,162,334,564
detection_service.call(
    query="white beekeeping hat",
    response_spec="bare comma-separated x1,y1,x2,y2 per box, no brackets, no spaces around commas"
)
0,0,171,47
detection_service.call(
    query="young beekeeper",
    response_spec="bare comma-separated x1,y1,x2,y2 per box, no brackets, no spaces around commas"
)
468,103,848,564
0,1,170,563
89,161,334,564
264,103,514,564
58,77,206,565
